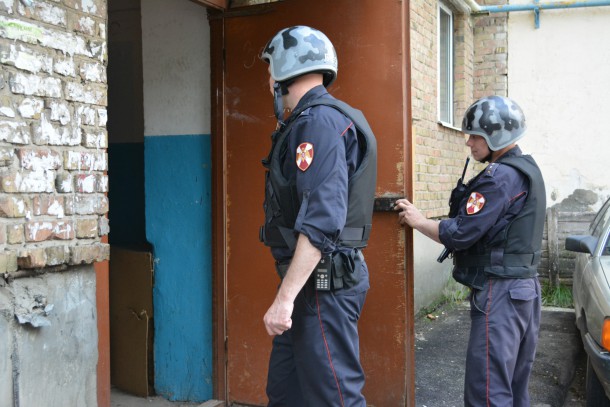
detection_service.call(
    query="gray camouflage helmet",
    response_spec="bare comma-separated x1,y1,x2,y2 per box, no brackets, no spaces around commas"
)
261,26,338,87
461,96,527,151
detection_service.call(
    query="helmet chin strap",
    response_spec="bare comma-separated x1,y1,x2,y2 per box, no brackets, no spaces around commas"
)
272,80,294,125
273,83,285,125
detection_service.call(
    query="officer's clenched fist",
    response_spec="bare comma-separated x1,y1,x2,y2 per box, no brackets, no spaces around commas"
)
263,295,293,336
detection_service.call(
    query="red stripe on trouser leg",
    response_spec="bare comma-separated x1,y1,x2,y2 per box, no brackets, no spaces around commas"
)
316,290,345,407
486,280,493,407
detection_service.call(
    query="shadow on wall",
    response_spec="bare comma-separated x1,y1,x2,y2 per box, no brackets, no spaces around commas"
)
553,189,600,212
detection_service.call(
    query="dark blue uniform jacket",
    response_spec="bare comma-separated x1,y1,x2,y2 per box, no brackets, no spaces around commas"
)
271,85,362,263
439,146,529,253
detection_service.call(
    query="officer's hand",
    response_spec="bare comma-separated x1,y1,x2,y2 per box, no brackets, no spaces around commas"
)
394,198,425,228
263,295,294,336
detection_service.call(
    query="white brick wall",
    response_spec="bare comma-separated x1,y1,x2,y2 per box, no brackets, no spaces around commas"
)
0,0,109,272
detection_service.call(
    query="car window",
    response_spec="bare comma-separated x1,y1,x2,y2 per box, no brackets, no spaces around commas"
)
590,198,610,239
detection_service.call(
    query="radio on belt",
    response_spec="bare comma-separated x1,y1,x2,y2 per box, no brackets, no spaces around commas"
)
315,256,331,291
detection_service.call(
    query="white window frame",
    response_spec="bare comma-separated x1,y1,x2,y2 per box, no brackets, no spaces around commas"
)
438,3,454,126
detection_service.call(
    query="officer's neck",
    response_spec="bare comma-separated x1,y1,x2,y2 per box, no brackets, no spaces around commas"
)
490,143,517,162
284,73,324,110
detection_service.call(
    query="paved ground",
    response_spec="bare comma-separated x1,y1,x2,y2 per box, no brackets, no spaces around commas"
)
414,302,586,407
112,302,587,407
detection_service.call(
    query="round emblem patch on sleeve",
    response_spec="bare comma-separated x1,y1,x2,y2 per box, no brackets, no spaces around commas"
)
466,192,486,215
296,142,314,171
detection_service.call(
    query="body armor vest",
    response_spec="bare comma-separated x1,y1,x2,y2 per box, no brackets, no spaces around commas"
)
453,154,546,286
260,98,377,252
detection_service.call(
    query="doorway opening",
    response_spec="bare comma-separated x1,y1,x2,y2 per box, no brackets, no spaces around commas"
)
107,0,214,402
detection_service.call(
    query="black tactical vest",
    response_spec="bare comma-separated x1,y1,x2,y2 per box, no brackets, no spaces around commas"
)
260,98,377,252
453,154,546,288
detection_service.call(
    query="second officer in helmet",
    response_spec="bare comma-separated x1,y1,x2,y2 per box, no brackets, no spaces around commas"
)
396,96,546,407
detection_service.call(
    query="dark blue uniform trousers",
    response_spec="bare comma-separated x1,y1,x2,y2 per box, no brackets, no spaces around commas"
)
465,277,541,407
266,274,368,407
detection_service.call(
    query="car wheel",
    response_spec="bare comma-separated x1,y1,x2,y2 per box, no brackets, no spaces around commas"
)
586,356,610,407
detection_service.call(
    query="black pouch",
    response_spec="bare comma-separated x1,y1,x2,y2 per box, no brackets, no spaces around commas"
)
331,249,362,290
331,254,345,290
452,266,487,290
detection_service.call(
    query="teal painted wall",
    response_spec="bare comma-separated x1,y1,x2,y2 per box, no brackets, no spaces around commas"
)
144,134,213,401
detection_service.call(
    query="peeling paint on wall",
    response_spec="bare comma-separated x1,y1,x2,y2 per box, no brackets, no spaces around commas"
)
48,101,71,125
81,0,98,15
0,0,14,13
18,1,67,27
18,148,62,171
0,106,14,117
18,98,44,118
552,188,599,211
15,294,54,327
0,120,31,144
54,56,76,77
0,43,53,74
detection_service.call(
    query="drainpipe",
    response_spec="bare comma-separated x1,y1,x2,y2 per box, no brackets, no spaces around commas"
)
463,0,610,28
463,0,482,12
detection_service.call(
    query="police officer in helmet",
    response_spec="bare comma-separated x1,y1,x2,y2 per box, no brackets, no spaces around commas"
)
259,26,377,406
396,96,546,407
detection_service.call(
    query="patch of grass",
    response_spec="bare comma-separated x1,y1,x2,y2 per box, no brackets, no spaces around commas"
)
442,278,469,304
541,280,573,308
416,279,470,319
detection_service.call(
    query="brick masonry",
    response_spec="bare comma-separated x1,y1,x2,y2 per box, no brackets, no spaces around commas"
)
411,0,473,218
0,0,109,273
473,0,508,99
410,0,508,218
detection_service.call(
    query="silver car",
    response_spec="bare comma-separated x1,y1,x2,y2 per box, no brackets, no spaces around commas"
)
566,197,610,406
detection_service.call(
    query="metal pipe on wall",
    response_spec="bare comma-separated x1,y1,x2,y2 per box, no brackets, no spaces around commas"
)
462,0,610,28
479,0,610,13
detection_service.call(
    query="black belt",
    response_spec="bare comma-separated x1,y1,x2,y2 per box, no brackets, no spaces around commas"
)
262,225,372,250
274,250,365,280
454,251,541,268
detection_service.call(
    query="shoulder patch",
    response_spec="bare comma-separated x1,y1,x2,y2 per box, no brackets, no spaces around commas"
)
296,142,314,171
466,192,486,215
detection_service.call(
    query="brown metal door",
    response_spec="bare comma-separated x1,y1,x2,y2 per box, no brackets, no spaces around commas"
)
214,1,414,405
